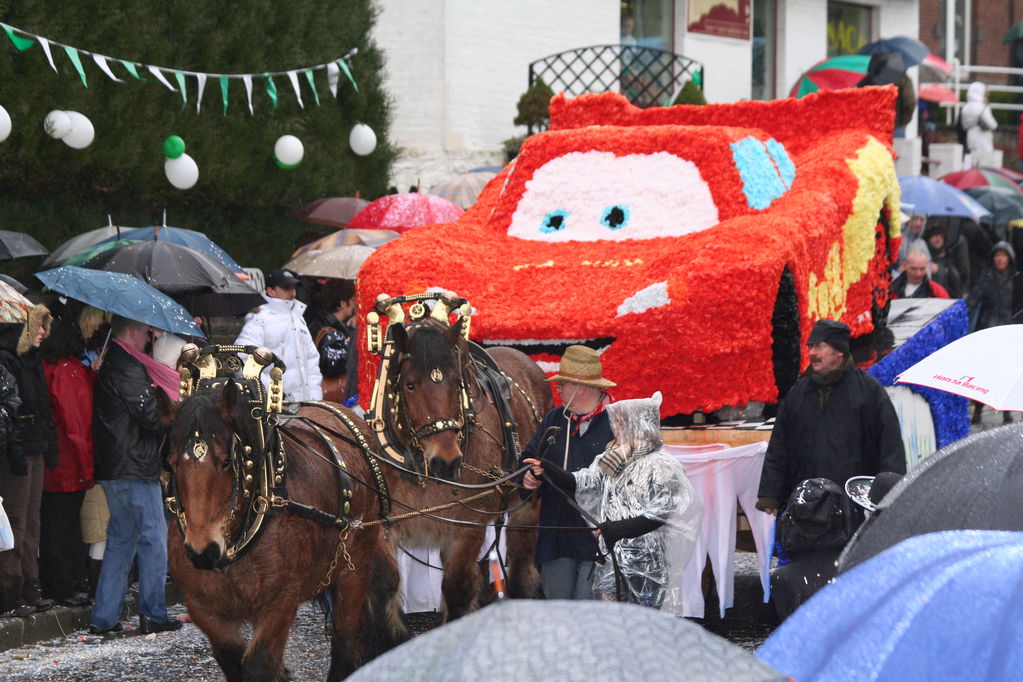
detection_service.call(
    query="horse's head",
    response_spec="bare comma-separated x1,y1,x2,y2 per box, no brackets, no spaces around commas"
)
392,318,472,480
167,380,258,571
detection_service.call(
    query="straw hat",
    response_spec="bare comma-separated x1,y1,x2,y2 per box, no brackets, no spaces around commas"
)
546,345,616,388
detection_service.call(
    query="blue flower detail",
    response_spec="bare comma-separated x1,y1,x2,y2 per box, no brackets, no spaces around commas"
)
540,209,570,233
766,138,796,189
600,205,631,230
730,136,788,210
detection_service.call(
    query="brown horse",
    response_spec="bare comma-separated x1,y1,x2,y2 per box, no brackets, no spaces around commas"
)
366,301,553,619
166,378,407,682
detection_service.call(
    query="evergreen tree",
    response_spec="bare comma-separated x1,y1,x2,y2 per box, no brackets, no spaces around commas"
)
0,1,393,274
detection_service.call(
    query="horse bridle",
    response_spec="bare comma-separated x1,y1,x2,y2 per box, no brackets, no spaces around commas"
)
165,344,367,570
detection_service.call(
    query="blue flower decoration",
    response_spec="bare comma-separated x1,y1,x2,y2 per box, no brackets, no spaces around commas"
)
600,205,631,231
730,136,792,210
540,209,570,234
766,138,796,188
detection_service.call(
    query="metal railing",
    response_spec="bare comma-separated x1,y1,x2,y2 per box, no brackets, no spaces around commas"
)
528,44,703,110
925,63,1023,123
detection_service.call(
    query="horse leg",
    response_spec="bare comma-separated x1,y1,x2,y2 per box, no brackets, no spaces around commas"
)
441,528,486,620
327,533,409,681
188,605,247,682
505,496,542,598
242,602,300,682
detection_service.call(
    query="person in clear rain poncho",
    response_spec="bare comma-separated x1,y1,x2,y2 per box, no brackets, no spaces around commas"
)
525,391,702,610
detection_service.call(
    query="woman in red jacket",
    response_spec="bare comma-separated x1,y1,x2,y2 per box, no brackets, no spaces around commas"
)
39,316,94,607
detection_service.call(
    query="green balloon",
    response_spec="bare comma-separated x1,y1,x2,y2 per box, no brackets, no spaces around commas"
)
275,157,300,170
163,135,186,159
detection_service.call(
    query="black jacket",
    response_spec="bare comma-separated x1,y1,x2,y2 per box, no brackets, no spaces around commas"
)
0,323,57,468
519,406,613,564
93,342,167,481
758,366,905,505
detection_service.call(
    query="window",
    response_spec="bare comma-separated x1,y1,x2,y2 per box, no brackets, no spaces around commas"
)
826,2,874,57
752,0,777,100
621,0,674,51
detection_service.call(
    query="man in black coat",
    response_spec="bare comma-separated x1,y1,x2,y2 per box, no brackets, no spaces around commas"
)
756,320,906,517
88,315,181,635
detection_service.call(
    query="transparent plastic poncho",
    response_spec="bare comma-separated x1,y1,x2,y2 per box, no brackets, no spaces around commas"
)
574,392,703,611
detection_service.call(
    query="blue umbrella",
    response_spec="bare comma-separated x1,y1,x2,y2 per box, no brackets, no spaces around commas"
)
96,226,244,274
898,175,992,220
758,530,1023,681
35,266,203,337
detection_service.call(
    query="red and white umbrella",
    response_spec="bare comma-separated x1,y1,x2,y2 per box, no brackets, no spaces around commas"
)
347,193,464,234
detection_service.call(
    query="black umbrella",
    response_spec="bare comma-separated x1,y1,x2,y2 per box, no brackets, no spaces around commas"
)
83,240,262,316
837,422,1023,573
0,230,49,260
857,51,906,87
963,186,1023,226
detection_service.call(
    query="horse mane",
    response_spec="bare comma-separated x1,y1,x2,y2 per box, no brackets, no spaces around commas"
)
405,321,467,376
171,381,262,449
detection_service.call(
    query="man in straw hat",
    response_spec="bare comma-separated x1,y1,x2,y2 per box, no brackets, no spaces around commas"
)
518,345,615,599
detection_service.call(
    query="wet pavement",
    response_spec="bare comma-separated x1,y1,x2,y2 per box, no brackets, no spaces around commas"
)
0,552,775,679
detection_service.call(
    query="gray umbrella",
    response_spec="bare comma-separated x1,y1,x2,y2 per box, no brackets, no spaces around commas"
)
0,230,49,260
349,600,783,682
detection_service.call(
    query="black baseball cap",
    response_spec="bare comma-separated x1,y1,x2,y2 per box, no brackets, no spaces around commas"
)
806,319,850,353
266,268,300,289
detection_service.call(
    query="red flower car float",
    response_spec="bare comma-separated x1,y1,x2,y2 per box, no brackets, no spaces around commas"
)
357,87,901,417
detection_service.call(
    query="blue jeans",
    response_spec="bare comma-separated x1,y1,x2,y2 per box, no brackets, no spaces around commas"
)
540,558,594,600
89,480,169,630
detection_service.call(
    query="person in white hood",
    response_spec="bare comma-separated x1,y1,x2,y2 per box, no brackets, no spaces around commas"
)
960,81,997,167
234,268,323,402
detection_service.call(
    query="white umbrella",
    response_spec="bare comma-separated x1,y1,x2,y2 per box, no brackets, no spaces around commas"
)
284,244,375,279
896,325,1023,410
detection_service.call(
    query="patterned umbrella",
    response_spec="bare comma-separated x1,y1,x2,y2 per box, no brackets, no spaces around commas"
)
789,55,872,98
292,197,370,228
64,239,139,266
35,266,203,337
0,280,34,323
290,228,400,258
428,171,497,209
940,167,1023,196
347,193,464,234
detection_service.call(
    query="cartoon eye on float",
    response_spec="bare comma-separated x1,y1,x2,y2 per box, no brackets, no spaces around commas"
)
729,137,796,210
508,151,719,242
540,209,570,234
600,205,631,230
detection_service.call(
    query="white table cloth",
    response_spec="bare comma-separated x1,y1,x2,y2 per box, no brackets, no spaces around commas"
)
398,524,504,613
666,442,774,619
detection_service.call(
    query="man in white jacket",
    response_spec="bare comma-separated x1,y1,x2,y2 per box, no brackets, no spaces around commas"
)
234,268,323,402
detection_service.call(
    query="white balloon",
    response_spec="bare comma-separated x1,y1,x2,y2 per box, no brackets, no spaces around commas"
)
165,153,199,190
349,123,377,156
0,105,10,143
274,134,304,166
62,111,95,149
44,110,72,140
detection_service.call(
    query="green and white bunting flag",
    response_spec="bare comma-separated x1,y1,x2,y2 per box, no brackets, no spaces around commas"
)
0,22,359,115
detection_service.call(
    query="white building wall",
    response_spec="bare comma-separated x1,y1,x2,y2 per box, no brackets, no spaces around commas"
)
678,33,753,103
374,0,618,191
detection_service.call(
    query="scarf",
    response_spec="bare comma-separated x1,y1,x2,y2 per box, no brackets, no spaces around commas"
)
567,391,612,436
114,338,180,402
597,440,658,477
808,355,852,408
